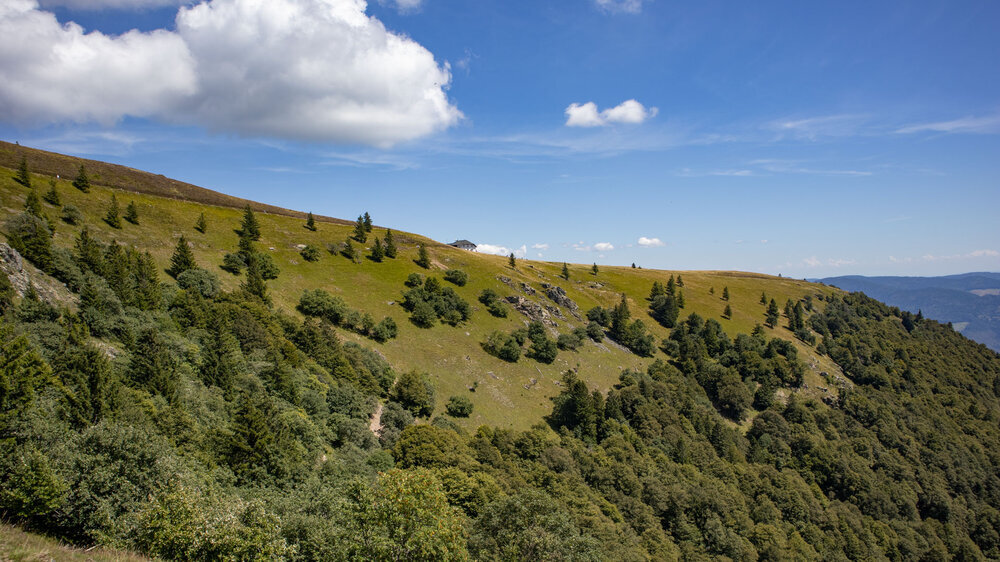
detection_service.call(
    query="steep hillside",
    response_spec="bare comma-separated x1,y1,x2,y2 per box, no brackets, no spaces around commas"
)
1,146,843,431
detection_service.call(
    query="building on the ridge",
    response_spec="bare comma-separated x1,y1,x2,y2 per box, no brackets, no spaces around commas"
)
449,239,477,251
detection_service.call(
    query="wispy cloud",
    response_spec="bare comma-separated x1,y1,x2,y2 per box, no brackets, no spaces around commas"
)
895,114,1000,135
803,256,856,268
531,243,549,250
594,0,644,14
890,249,999,263
749,159,872,176
766,114,870,140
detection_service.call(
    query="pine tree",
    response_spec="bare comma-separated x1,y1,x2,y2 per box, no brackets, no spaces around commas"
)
760,292,767,305
75,227,105,275
353,215,367,243
765,299,780,328
305,211,316,231
15,156,31,188
416,244,430,269
363,212,373,232
133,252,161,310
104,195,122,229
609,293,631,343
241,253,270,304
384,229,397,258
124,201,139,225
509,253,516,269
631,263,636,268
24,189,43,217
240,205,260,241
42,180,59,206
371,237,384,262
666,276,676,296
677,290,685,308
722,286,730,301
195,213,207,233
562,263,570,280
709,286,715,295
592,263,599,276
676,275,684,287
724,304,732,318
167,235,197,278
341,239,357,261
72,164,90,193
649,281,665,300
201,316,242,392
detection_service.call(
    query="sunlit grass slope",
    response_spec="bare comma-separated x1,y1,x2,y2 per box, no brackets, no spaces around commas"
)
0,150,844,431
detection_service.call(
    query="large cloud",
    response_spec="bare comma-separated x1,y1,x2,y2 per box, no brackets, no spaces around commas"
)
0,0,462,146
565,99,657,127
38,0,186,9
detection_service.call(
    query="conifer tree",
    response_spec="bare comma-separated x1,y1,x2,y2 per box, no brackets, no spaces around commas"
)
631,263,636,268
371,237,384,262
42,180,59,206
201,316,242,392
709,286,715,295
133,252,161,310
760,292,767,305
195,213,207,233
677,290,685,309
384,229,397,258
305,212,316,231
562,263,570,280
15,156,31,188
508,253,516,269
649,281,665,300
609,293,631,343
724,304,732,319
341,239,357,261
363,211,373,232
765,299,780,328
72,164,90,193
24,189,42,217
722,286,730,301
241,253,270,304
666,276,676,297
241,205,260,241
676,275,684,287
353,215,367,243
592,263,598,276
167,235,197,278
416,244,430,269
125,201,139,225
75,227,105,275
104,195,122,228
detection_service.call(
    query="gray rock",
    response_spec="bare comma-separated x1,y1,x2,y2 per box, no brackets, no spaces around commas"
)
504,295,557,326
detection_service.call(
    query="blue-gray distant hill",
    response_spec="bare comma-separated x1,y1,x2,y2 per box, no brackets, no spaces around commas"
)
819,272,1000,351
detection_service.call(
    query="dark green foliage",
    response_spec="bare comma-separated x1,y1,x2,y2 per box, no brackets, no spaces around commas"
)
353,215,367,243
606,294,655,356
760,291,767,305
405,272,423,287
221,252,244,274
508,253,516,269
241,253,269,305
340,238,357,261
592,263,598,276
104,194,121,228
722,286,729,300
384,229,397,258
483,330,521,362
15,156,31,187
371,317,398,342
305,211,316,231
526,321,558,363
724,304,732,318
60,204,82,225
194,212,207,233
42,181,60,206
126,329,177,399
300,244,320,262
446,395,473,417
124,201,139,225
240,205,260,240
362,212,373,232
391,371,435,417
765,298,779,328
24,188,42,217
443,268,468,286
401,276,471,327
297,289,396,342
557,332,583,351
586,306,611,327
0,270,14,314
470,490,600,560
0,328,52,435
176,268,220,298
5,212,52,271
561,262,570,280
676,274,684,286
72,164,90,192
585,321,604,341
649,293,680,328
166,235,196,278
478,288,509,318
415,244,430,268
369,237,384,262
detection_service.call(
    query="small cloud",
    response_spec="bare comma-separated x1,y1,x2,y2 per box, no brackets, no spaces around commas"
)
565,99,657,127
896,114,1000,135
594,242,614,252
970,249,999,257
476,244,527,258
531,243,549,250
378,0,422,12
804,256,856,268
803,256,822,267
595,0,643,14
637,236,664,247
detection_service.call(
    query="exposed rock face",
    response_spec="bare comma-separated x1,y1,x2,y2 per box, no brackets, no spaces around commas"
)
0,242,74,307
496,275,536,296
0,242,35,297
541,283,581,319
504,295,557,326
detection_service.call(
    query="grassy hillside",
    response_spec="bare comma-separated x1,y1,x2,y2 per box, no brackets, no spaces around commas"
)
0,144,843,431
0,524,149,562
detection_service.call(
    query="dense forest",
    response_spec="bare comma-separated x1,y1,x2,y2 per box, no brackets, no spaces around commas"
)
2,183,1000,559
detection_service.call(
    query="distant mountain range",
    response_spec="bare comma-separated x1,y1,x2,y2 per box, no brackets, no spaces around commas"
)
818,273,1000,351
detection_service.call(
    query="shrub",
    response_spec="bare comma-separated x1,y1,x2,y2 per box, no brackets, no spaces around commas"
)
586,321,604,342
446,395,473,417
479,288,509,318
298,289,348,324
371,317,398,342
5,212,52,271
391,371,435,418
301,245,320,262
60,204,83,225
443,269,468,286
557,332,582,351
586,306,611,327
176,268,221,298
483,331,520,362
405,273,424,287
221,252,245,274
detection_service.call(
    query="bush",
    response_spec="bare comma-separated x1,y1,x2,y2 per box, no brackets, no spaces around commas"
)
298,289,348,324
479,289,509,318
60,204,83,225
176,268,221,298
483,331,520,362
443,269,468,286
586,321,604,342
445,395,473,417
221,252,245,274
391,371,436,418
586,306,611,327
557,332,583,351
301,245,320,262
371,317,398,342
405,273,424,287
5,212,52,271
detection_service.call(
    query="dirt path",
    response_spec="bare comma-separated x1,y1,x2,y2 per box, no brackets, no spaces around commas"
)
369,402,383,435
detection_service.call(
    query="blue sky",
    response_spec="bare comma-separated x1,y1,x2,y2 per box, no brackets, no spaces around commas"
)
1,0,998,277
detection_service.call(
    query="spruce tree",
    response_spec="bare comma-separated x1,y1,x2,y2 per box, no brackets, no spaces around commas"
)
384,229,397,258
371,237,384,262
765,299,780,328
43,180,59,206
353,215,367,242
724,304,732,319
722,286,730,301
104,195,122,228
709,286,715,295
592,263,598,276
305,212,316,231
15,156,31,187
562,263,570,280
241,253,270,304
676,275,684,287
609,293,631,343
133,252,161,310
240,205,260,241
416,244,430,269
124,201,139,225
341,239,357,261
760,292,767,305
677,290,685,308
666,276,676,296
24,189,42,217
195,213,207,233
508,253,516,269
363,212,373,232
167,235,197,278
72,164,90,193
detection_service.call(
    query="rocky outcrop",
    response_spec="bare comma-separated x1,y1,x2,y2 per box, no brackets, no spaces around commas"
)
0,242,32,296
504,295,557,327
541,283,581,319
0,242,75,307
496,275,536,296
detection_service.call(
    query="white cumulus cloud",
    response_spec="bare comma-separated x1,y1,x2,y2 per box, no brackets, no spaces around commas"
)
531,243,549,250
39,0,185,8
565,99,657,127
594,242,614,252
476,244,526,258
637,236,664,247
0,0,462,146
